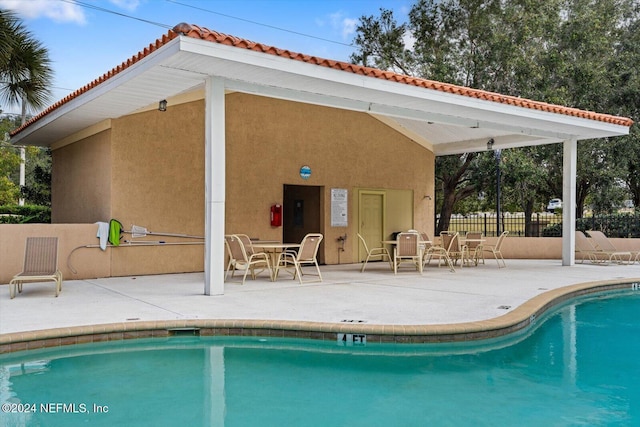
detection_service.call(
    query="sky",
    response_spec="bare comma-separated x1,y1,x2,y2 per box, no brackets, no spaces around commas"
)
1,0,412,115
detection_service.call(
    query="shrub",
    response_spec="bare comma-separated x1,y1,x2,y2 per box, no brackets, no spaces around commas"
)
0,204,51,223
542,212,640,238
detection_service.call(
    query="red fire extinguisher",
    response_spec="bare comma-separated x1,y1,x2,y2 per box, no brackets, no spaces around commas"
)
270,204,282,227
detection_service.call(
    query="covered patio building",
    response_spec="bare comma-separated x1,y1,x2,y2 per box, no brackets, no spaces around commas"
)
9,23,633,295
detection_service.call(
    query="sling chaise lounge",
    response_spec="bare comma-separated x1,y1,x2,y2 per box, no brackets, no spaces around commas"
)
10,237,63,298
575,231,629,265
587,230,632,264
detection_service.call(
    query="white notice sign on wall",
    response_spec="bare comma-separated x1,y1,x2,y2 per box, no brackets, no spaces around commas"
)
331,188,348,227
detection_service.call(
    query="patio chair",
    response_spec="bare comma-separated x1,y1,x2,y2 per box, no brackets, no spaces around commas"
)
463,231,484,266
419,232,433,259
235,234,255,256
224,234,273,284
586,230,632,264
9,237,63,299
424,232,459,272
357,233,392,272
275,233,323,283
480,230,508,268
393,232,422,274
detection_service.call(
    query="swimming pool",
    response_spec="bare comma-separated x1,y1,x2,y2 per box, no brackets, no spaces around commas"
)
1,291,638,426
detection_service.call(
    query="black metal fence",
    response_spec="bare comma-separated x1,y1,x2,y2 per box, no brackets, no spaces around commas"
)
441,212,640,238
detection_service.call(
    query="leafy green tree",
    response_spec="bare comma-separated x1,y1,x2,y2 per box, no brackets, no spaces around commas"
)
0,115,21,204
22,146,51,206
351,0,639,229
0,9,53,206
351,1,561,231
499,147,550,235
549,0,636,217
608,8,640,209
434,152,487,233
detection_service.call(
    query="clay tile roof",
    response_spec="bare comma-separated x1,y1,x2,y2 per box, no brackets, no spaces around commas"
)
11,22,634,137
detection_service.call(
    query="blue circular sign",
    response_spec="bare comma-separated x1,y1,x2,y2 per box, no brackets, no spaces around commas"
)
300,165,311,180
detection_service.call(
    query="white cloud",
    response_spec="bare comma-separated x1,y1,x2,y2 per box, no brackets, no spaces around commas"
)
327,11,358,40
0,0,86,24
109,0,141,12
403,30,416,51
341,17,357,40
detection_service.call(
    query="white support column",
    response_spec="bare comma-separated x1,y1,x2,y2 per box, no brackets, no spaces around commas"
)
19,147,25,206
204,77,226,295
562,138,577,266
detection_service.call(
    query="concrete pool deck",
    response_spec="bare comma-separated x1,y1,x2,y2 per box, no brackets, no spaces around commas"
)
1,259,639,351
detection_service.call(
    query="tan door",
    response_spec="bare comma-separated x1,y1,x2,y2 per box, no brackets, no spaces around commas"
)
359,191,385,261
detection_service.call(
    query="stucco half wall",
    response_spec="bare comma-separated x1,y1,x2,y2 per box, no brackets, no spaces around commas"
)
6,224,636,284
0,224,206,284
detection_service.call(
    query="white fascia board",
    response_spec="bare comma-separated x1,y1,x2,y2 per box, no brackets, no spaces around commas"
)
178,36,629,141
357,75,630,139
12,39,184,144
368,103,573,140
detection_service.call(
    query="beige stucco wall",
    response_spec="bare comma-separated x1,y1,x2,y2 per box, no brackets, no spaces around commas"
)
225,93,435,265
43,92,558,274
52,129,112,223
51,102,206,277
108,102,206,276
50,92,588,274
487,236,561,259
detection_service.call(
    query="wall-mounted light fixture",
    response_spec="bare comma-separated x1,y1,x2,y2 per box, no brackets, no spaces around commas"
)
487,138,495,150
158,99,168,112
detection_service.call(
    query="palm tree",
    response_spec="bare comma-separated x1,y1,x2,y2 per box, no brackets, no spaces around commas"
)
0,9,53,205
0,10,18,68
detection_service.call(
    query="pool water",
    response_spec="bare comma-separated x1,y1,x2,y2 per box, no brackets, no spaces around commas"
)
1,291,639,426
